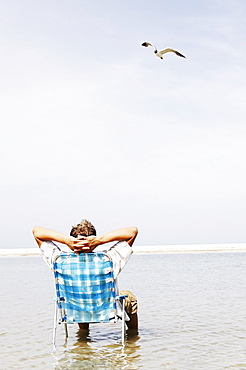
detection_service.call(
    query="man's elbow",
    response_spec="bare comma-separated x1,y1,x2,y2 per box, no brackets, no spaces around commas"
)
131,226,138,238
128,226,138,240
32,226,43,239
126,226,138,246
32,226,39,236
32,226,43,247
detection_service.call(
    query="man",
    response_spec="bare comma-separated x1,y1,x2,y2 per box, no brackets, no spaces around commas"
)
32,220,138,334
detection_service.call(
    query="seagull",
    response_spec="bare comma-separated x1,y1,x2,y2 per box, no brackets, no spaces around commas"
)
141,41,186,59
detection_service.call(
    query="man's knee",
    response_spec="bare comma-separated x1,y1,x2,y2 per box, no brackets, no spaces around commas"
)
119,290,138,316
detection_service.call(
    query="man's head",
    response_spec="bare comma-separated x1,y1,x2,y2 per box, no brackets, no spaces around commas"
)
70,219,96,238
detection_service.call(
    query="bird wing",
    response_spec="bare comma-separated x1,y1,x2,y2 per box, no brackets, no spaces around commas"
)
158,48,186,58
141,42,157,52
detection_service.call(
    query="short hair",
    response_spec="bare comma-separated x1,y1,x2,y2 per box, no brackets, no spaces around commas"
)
70,219,96,238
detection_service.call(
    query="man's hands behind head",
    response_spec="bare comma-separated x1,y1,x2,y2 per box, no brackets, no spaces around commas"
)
70,235,97,254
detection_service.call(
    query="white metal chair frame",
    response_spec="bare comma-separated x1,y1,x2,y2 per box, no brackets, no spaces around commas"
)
52,252,127,346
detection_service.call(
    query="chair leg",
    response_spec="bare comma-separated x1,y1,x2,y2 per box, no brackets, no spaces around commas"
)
121,298,126,345
64,322,68,339
61,308,68,339
53,302,58,347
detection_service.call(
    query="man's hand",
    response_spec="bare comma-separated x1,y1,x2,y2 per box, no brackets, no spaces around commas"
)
71,236,97,254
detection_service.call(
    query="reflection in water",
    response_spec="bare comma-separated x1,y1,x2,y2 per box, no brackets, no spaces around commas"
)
53,328,141,370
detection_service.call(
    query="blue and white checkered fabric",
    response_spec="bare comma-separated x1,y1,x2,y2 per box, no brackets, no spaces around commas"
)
53,252,117,323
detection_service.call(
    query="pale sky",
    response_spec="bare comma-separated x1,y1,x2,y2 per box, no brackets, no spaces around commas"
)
1,0,246,248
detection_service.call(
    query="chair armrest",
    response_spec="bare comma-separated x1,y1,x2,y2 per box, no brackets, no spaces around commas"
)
116,295,128,300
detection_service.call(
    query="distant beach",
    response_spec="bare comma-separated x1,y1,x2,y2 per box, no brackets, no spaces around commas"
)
1,243,246,256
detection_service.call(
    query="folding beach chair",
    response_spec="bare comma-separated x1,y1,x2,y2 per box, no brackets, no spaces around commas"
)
52,251,128,346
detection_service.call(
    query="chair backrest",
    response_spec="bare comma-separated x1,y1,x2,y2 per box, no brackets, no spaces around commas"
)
53,252,117,323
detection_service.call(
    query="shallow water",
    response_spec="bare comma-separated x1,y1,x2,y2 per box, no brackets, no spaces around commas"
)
1,253,246,369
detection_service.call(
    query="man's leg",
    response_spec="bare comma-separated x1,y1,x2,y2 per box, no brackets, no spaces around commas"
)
119,290,138,333
78,323,89,330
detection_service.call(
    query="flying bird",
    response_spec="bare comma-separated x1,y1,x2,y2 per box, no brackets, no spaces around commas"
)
141,42,186,60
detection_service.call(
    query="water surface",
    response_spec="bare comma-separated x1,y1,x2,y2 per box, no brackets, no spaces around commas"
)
1,253,246,369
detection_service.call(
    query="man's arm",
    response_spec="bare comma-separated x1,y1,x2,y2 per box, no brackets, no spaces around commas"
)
73,226,138,254
33,225,138,254
32,226,90,253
